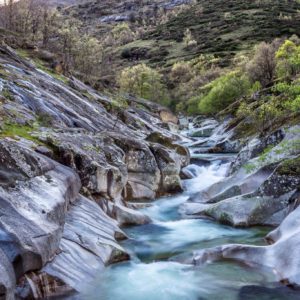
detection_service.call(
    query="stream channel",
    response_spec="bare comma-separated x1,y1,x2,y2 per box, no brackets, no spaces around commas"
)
79,123,296,300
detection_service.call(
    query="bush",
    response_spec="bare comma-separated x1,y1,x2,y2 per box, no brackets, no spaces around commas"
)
246,40,280,87
198,72,251,114
170,61,194,83
237,97,283,135
276,40,300,78
183,28,197,48
112,23,135,45
118,64,169,105
273,80,300,112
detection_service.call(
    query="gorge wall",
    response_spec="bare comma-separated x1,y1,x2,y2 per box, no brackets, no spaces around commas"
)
0,44,190,299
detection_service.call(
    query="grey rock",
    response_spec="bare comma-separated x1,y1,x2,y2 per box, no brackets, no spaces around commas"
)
112,203,152,226
0,139,80,298
185,164,299,227
0,44,190,298
192,198,300,286
42,195,129,292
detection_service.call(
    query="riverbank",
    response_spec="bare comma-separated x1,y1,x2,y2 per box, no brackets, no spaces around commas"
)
0,45,190,299
77,119,292,300
75,118,300,300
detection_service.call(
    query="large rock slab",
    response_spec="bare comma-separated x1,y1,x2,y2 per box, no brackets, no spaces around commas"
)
37,129,128,201
184,161,300,227
43,196,129,289
192,198,300,286
0,139,80,299
19,195,130,298
109,132,161,200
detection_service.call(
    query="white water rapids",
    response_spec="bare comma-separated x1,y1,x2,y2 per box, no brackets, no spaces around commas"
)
74,123,295,300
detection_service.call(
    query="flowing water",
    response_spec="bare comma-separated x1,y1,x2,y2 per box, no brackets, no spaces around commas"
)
79,128,295,300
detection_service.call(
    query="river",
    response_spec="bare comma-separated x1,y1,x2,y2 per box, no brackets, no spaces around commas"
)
78,124,293,300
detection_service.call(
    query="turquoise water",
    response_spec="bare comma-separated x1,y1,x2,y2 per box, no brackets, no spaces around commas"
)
77,156,297,300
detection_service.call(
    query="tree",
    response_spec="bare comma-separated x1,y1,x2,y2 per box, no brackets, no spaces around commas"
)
57,23,79,72
0,0,17,30
198,72,251,114
0,0,58,44
118,64,169,104
276,39,300,78
183,28,197,48
246,40,280,87
74,35,103,83
237,98,282,135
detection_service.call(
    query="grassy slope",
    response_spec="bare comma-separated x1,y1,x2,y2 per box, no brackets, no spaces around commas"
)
118,0,300,69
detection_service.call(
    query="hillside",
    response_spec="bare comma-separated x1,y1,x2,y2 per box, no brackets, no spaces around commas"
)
55,0,300,97
119,0,300,68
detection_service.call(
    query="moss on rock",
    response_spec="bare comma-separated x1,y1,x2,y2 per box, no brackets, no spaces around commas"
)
277,157,300,176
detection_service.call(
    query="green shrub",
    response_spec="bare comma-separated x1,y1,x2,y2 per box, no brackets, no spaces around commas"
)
198,72,251,114
273,80,300,112
118,64,170,105
276,40,300,78
237,97,283,135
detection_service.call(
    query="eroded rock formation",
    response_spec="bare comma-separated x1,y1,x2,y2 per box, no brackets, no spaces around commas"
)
0,45,190,299
181,115,300,289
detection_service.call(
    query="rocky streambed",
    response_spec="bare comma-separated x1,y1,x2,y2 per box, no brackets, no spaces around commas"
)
0,45,190,299
0,44,299,299
77,117,300,300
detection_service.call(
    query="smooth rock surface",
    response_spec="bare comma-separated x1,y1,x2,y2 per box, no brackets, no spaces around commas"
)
0,139,80,299
192,198,300,285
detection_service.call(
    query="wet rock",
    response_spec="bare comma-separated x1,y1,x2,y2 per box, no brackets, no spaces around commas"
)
189,127,215,138
186,131,300,227
189,119,219,138
192,198,300,286
193,117,218,129
39,195,129,293
146,131,190,166
189,164,273,204
147,131,189,193
186,118,239,154
209,139,240,154
112,203,151,226
188,194,293,227
190,128,300,205
186,162,300,227
238,285,300,300
150,143,183,194
180,164,201,179
97,197,151,227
